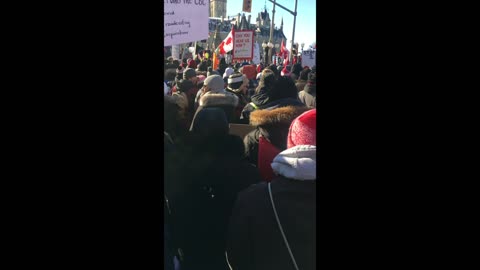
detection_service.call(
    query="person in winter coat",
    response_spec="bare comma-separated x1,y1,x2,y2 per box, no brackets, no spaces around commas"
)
226,72,250,124
298,71,316,108
295,68,311,92
227,109,316,270
165,107,262,270
240,69,277,122
217,57,228,78
192,75,239,124
164,95,188,140
242,76,307,166
290,63,303,81
172,68,200,124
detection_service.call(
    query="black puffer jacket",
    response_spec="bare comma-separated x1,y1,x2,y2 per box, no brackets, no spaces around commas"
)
243,100,307,166
165,133,262,270
226,176,316,270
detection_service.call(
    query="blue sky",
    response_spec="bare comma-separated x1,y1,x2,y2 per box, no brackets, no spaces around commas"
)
226,0,316,50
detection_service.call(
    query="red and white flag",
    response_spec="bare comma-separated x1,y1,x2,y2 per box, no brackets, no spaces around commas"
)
216,28,234,55
280,39,289,59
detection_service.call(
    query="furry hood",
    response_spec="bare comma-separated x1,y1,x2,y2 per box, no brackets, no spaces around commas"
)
199,91,239,107
271,145,316,180
249,106,309,127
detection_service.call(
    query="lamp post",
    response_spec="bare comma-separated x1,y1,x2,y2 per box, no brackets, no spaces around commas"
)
268,0,276,66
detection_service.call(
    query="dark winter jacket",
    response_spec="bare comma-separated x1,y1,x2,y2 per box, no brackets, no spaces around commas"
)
227,146,316,270
164,96,188,140
165,133,262,270
175,79,200,118
243,100,307,166
298,83,316,108
226,87,250,124
193,91,239,124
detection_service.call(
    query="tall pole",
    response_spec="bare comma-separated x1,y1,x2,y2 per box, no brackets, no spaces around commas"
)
268,0,276,66
289,0,298,63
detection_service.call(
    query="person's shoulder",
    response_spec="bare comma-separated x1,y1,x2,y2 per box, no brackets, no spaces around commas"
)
238,181,268,200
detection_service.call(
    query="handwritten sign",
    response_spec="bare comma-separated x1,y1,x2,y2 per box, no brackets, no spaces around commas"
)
301,49,316,68
232,30,254,60
164,0,209,47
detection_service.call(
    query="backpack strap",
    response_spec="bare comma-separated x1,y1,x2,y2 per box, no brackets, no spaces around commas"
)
268,182,300,270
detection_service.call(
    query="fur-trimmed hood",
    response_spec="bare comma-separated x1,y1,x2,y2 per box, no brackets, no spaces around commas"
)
271,145,316,180
249,105,309,127
199,91,239,107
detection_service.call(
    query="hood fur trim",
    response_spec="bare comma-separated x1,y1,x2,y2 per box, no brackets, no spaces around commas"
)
199,92,239,107
249,106,309,126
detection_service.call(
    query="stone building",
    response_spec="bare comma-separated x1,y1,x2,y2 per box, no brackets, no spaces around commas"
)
205,8,287,59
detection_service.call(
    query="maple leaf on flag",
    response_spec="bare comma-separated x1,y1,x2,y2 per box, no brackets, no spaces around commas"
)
216,29,234,55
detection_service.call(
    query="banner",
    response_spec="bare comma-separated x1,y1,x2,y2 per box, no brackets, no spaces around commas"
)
164,0,209,47
232,30,254,60
301,49,316,68
243,0,252,13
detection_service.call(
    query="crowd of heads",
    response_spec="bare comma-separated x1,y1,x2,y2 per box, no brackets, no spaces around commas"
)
163,53,317,270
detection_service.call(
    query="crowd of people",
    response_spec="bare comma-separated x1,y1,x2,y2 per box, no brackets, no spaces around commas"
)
163,55,317,270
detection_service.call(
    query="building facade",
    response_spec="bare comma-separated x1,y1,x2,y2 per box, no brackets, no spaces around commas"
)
206,9,287,59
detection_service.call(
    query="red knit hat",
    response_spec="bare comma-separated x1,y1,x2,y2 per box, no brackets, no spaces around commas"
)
287,109,316,148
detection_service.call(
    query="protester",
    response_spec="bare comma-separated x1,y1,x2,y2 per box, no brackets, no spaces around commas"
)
164,95,188,141
298,70,316,108
192,75,239,124
265,64,280,79
217,57,228,77
165,107,262,270
281,65,291,77
243,76,307,167
226,73,250,124
295,68,311,92
171,68,200,127
227,109,316,270
240,69,276,122
290,63,303,81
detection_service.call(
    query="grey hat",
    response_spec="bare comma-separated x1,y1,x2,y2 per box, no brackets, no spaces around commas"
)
203,75,225,92
183,68,196,80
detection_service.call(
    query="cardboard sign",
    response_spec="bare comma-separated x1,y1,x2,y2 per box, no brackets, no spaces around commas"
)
232,30,254,60
164,0,209,47
301,49,316,68
229,124,256,139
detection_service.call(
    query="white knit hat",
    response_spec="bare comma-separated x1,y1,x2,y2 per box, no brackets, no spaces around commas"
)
223,67,234,79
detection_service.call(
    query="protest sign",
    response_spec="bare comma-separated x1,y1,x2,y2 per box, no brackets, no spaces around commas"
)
164,0,209,47
232,30,254,60
252,42,261,64
171,44,180,59
301,49,316,68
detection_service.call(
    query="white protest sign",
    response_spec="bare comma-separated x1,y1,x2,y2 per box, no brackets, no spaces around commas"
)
171,44,180,59
252,43,261,64
301,49,316,68
232,30,254,60
164,0,209,47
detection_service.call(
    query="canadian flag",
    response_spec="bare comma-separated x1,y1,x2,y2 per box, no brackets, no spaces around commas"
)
280,39,289,59
216,28,234,55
